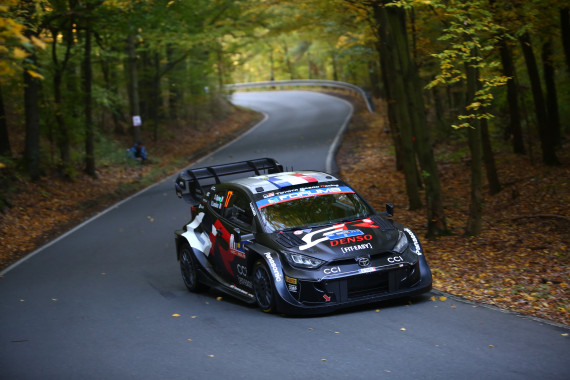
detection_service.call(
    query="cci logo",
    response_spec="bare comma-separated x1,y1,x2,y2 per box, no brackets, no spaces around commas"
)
323,266,341,275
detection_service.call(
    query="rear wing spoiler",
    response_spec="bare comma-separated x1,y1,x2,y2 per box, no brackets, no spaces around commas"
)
175,158,284,205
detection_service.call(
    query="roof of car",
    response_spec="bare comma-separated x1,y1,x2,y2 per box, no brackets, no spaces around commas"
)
230,171,341,194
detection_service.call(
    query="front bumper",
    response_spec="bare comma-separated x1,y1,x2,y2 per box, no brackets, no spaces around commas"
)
274,256,432,315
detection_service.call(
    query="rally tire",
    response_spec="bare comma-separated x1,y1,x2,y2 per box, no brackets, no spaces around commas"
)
179,243,206,292
252,260,277,313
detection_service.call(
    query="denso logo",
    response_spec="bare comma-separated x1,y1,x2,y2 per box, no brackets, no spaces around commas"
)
330,234,373,246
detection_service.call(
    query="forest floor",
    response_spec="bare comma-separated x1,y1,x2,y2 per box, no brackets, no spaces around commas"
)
1,93,568,326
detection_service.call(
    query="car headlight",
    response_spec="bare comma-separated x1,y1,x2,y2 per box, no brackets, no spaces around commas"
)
283,252,325,269
392,230,409,253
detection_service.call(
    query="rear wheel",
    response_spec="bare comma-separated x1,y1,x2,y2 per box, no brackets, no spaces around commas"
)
179,243,206,292
252,260,276,313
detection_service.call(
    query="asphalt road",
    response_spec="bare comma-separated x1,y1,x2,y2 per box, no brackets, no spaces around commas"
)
1,91,568,379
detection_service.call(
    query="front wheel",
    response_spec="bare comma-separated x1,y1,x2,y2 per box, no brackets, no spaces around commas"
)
252,260,277,313
179,243,206,292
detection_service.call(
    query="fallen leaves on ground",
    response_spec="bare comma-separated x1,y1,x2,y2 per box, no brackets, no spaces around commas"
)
1,94,568,326
337,98,569,326
0,107,260,271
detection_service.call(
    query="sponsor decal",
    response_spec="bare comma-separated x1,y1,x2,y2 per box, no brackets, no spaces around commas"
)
294,230,304,235
405,228,422,255
285,276,298,285
264,252,282,282
237,276,253,289
387,255,404,263
341,243,373,254
323,266,341,275
256,186,354,209
360,267,377,274
298,219,378,251
249,202,257,216
237,264,247,276
230,234,246,258
326,229,364,240
224,191,233,208
330,234,373,247
287,284,298,292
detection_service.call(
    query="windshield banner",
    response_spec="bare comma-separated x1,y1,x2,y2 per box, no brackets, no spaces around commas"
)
256,186,354,209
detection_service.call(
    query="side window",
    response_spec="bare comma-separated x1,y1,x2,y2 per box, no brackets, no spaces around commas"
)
223,190,253,229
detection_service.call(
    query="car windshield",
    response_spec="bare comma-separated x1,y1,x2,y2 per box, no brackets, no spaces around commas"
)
256,187,373,232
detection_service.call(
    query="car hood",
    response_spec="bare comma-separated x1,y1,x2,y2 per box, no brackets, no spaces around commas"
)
273,216,401,260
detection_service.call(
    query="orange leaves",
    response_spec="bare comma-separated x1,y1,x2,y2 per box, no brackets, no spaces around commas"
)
337,97,570,326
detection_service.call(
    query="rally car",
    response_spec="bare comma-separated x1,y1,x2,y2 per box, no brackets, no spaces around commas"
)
174,158,432,315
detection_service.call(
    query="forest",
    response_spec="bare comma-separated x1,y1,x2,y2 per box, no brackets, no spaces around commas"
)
1,1,569,322
1,0,568,231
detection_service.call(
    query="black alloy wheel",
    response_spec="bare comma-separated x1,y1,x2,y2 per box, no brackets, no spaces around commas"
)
252,260,276,313
179,243,205,292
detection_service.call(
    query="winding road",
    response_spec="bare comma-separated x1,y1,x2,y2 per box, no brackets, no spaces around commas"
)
1,91,568,379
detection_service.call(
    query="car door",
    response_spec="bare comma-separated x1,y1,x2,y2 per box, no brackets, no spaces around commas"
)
208,187,253,288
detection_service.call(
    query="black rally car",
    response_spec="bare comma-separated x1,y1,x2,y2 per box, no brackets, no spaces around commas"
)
174,158,432,314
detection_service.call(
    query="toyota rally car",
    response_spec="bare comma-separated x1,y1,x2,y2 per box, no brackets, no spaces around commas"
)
174,158,432,315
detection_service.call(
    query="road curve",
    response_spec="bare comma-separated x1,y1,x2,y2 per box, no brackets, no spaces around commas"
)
1,91,568,379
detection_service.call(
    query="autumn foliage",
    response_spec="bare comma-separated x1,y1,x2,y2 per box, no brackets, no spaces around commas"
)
338,98,569,326
1,94,568,326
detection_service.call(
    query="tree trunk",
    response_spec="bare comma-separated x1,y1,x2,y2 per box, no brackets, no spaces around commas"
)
465,51,483,236
542,39,561,146
127,34,142,143
24,65,41,180
152,52,160,142
561,8,570,75
100,50,125,134
166,45,180,120
378,46,403,171
481,118,501,195
385,4,447,235
0,85,11,157
498,38,525,154
373,3,422,210
83,26,96,177
519,32,559,166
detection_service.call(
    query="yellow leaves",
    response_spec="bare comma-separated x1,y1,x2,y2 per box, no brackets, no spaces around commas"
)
12,47,28,59
26,70,44,80
30,36,46,50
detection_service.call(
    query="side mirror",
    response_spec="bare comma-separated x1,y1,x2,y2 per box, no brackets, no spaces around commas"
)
385,203,394,217
234,228,254,245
